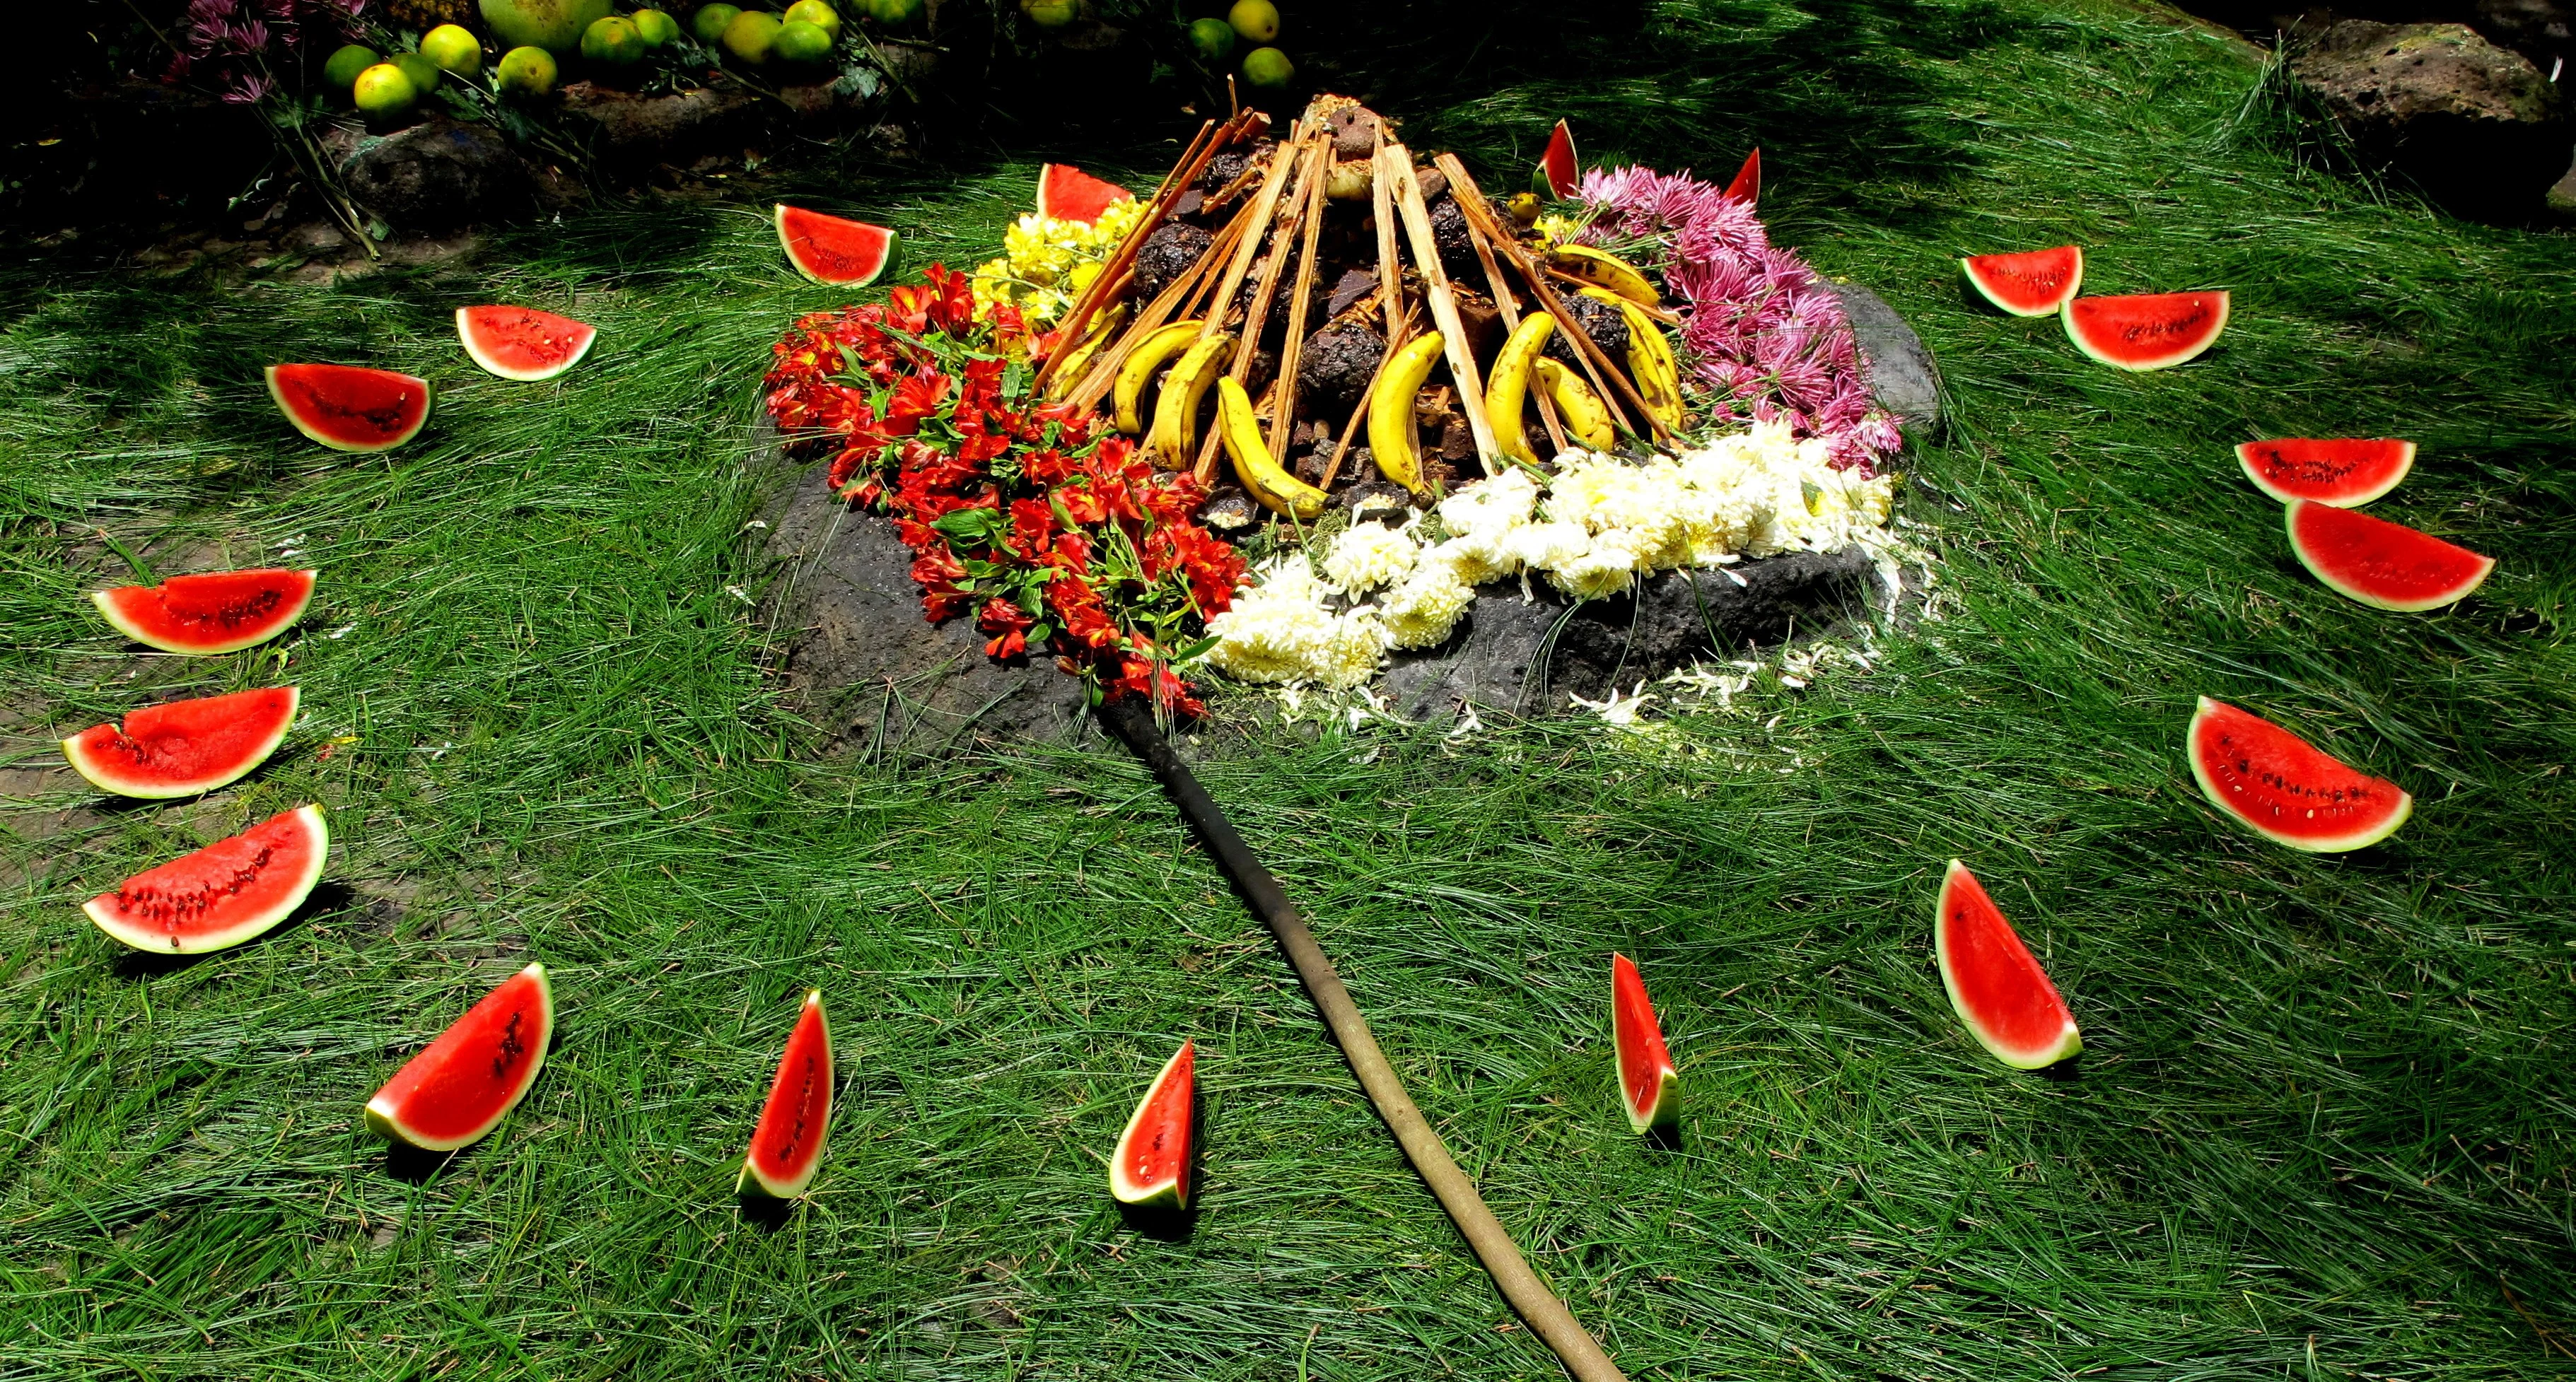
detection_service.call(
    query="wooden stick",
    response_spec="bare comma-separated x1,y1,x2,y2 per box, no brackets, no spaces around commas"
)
1065,210,1251,414
1034,117,1220,392
1442,157,1568,462
1381,145,1498,467
1195,129,1325,483
1266,131,1334,464
1319,301,1419,491
1194,140,1299,349
1370,119,1402,344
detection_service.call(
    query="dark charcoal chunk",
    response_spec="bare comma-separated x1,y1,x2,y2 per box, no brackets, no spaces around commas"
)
1543,292,1631,367
1132,222,1213,301
1428,196,1477,278
1198,149,1252,194
1437,416,1475,462
1297,322,1387,410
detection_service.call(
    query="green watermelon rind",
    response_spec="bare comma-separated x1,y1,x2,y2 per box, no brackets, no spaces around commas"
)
2236,439,2415,508
265,364,433,453
737,990,834,1202
2286,500,2493,612
364,962,556,1153
89,568,319,655
775,204,899,288
456,305,599,382
2061,291,2230,371
1610,953,1680,1134
84,803,328,954
1933,860,2082,1071
1531,119,1578,199
2186,696,2413,853
1961,245,2083,318
62,686,301,800
1107,1040,1192,1210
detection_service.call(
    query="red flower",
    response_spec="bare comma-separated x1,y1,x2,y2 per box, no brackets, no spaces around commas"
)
977,595,1035,660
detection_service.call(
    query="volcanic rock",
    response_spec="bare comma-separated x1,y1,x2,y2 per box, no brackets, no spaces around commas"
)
1133,222,1213,300
1542,291,1631,368
2290,19,2570,213
340,118,537,231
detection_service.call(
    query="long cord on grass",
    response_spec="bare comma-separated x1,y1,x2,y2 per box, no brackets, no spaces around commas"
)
1100,697,1627,1382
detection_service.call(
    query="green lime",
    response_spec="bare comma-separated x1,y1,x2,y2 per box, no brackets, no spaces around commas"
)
390,51,441,93
772,18,834,62
496,44,559,96
631,8,682,47
352,62,419,116
1240,44,1292,88
722,8,782,62
324,43,380,92
581,15,647,64
1186,16,1234,62
420,24,482,76
784,0,842,40
1227,0,1278,42
865,0,921,23
1021,0,1078,27
693,3,743,42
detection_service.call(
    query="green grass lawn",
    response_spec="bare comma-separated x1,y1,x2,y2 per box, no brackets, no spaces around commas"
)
4,0,2573,1376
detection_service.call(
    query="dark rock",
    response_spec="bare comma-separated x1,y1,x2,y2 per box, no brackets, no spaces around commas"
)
1428,195,1477,276
1297,322,1387,409
1414,167,1449,203
556,81,764,165
1542,292,1630,368
1437,416,1476,462
873,39,943,90
1326,267,1380,319
2290,19,2570,213
2473,0,2572,74
1452,289,1506,361
1132,222,1213,300
1824,281,1944,435
1198,486,1259,533
340,118,536,231
2550,148,2576,216
1198,148,1254,195
1329,105,1376,157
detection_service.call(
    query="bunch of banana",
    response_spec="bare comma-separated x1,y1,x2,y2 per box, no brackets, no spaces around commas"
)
1363,331,1447,499
1578,286,1685,432
1044,303,1129,402
1217,377,1331,520
1481,313,1556,465
1143,330,1235,469
1547,245,1660,307
1533,359,1617,451
1112,321,1209,435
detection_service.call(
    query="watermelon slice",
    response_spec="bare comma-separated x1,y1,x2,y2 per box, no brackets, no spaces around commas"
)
1962,245,2083,317
1109,1040,1194,1210
1533,119,1578,199
91,568,317,655
2237,439,2415,507
85,803,327,954
775,204,898,287
265,363,432,452
2287,500,2493,611
738,990,834,1202
1933,861,2081,1070
366,962,555,1153
63,686,299,799
2186,697,2412,852
1611,953,1679,1134
456,305,598,382
1036,163,1133,225
1723,147,1760,206
2062,291,2229,370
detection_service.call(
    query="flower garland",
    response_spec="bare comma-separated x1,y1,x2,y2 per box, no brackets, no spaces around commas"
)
968,200,1153,330
764,264,1245,714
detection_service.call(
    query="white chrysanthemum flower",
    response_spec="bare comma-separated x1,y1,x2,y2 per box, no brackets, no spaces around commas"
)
1505,520,1591,573
1321,521,1418,593
1203,556,1390,689
1378,561,1477,650
1546,529,1647,600
1438,466,1540,537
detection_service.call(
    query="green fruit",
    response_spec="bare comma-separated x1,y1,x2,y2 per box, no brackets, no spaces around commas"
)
773,18,834,62
1227,0,1278,42
391,52,442,93
1020,0,1078,27
692,3,742,42
352,62,419,116
324,44,381,92
784,0,842,39
863,0,921,23
1240,44,1291,88
421,24,484,76
631,8,682,47
1186,17,1234,62
497,44,559,96
581,15,647,64
478,0,615,54
722,9,781,62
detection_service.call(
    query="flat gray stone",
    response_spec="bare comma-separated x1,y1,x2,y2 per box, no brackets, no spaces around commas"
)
1828,281,1943,438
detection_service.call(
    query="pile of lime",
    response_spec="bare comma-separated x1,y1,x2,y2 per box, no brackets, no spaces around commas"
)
689,1,854,66
1185,0,1293,92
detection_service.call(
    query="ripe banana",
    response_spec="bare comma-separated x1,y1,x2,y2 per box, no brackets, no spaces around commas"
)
1481,313,1556,466
1044,304,1127,402
1217,376,1330,520
1534,358,1617,452
1112,320,1208,435
1549,244,1660,307
1144,330,1235,468
1365,330,1447,499
1577,289,1684,431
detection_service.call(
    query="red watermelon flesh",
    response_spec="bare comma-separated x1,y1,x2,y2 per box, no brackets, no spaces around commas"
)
1036,163,1133,224
2237,439,2414,507
1723,146,1760,206
1962,245,2083,317
2063,291,2230,370
2187,697,2412,852
85,803,327,954
366,963,554,1153
1934,861,2081,1070
63,686,298,799
266,363,431,452
775,204,898,287
1533,119,1580,199
1109,1040,1193,1210
91,568,316,655
2287,500,2493,611
457,305,598,382
1611,952,1679,1134
739,990,834,1201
